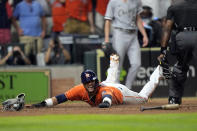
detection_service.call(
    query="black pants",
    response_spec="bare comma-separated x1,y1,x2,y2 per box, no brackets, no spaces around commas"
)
169,31,197,98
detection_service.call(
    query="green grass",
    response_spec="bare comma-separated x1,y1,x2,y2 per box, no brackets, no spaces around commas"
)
0,113,197,131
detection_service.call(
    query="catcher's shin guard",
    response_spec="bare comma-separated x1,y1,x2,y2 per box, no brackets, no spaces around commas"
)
159,56,173,79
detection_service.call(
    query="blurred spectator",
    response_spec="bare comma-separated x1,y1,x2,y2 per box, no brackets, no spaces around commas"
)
0,0,14,45
51,0,67,38
149,17,163,47
63,0,95,34
0,46,31,65
140,6,153,26
37,0,53,36
13,0,46,64
95,0,109,33
0,0,18,57
139,6,162,47
45,37,71,65
12,0,23,9
36,0,51,16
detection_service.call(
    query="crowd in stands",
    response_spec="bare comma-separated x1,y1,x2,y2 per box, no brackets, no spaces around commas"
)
0,0,165,66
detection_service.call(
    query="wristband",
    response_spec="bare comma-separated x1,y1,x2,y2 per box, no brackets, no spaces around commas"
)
160,47,167,55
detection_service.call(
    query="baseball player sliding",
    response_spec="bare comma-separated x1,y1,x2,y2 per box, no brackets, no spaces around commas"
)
32,54,163,108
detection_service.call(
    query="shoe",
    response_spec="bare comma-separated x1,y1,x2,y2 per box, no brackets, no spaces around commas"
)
110,54,119,63
32,101,47,108
168,97,182,104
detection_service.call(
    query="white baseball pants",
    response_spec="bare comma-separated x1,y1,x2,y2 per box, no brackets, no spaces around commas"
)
101,57,163,104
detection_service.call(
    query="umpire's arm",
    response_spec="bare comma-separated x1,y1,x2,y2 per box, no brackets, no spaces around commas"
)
161,20,174,48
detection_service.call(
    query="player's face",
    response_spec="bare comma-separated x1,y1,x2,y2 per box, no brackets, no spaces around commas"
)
84,80,96,93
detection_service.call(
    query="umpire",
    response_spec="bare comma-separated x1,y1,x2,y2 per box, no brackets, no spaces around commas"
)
158,0,197,104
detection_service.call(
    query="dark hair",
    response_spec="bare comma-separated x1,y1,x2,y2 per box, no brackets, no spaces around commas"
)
142,6,152,11
142,6,153,18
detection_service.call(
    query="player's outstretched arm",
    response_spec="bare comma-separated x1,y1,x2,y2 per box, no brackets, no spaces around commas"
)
32,94,68,108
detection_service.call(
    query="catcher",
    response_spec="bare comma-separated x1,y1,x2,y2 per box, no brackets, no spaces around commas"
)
32,54,164,108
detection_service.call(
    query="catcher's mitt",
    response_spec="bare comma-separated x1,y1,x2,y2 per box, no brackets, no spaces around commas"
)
102,42,117,57
2,93,25,111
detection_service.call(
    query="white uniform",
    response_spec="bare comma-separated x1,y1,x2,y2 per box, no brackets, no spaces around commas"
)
105,0,143,89
101,55,163,104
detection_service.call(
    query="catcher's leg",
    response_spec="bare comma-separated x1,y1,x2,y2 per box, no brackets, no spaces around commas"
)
168,62,189,104
138,65,163,99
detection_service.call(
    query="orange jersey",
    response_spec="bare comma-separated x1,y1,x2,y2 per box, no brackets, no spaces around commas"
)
65,0,92,21
95,0,109,16
65,84,123,106
52,1,67,32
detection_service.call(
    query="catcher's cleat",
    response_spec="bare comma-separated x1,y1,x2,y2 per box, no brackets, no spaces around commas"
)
168,97,182,105
32,101,47,108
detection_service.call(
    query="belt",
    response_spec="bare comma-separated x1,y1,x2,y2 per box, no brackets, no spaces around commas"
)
114,27,136,33
179,27,197,32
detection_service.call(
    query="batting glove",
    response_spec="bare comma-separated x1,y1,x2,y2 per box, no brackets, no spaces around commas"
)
98,101,110,108
32,101,47,108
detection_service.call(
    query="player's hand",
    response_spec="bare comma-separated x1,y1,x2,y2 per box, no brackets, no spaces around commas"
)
142,35,148,47
157,54,165,62
98,101,110,108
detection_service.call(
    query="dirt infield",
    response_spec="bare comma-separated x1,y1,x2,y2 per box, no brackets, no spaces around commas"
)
0,98,197,116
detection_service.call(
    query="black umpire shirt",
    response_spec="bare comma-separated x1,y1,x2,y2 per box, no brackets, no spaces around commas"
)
166,0,197,29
